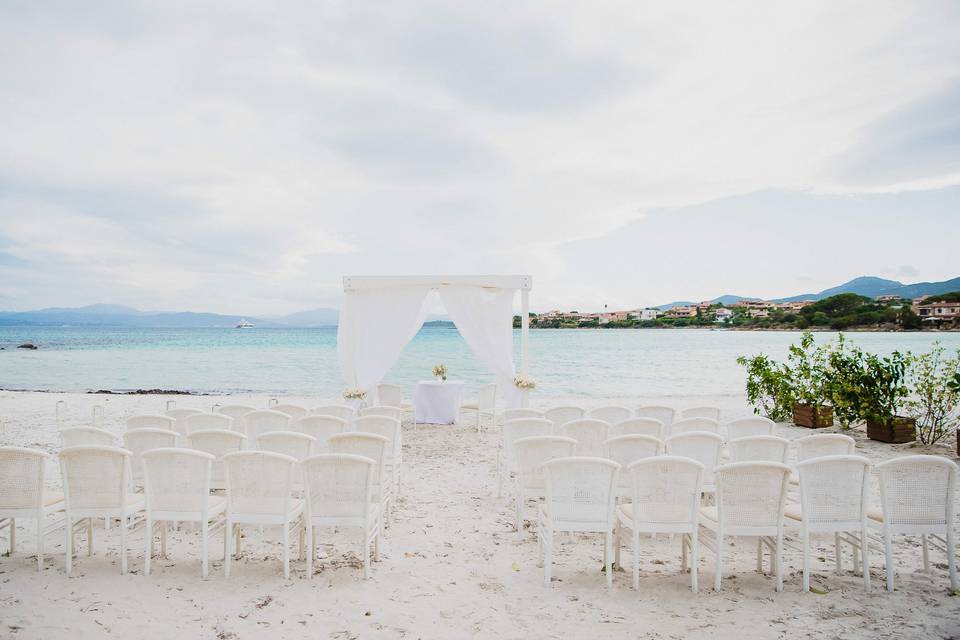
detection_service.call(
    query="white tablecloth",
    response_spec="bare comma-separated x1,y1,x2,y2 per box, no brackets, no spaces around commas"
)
414,380,465,424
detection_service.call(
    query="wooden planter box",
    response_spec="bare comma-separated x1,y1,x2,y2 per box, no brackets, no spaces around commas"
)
866,417,916,444
792,404,834,428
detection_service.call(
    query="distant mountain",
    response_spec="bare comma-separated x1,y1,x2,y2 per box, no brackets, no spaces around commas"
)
268,308,339,327
657,275,960,309
0,304,340,328
657,294,758,310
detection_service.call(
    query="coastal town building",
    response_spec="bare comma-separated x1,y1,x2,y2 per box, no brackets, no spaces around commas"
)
916,301,960,326
632,308,661,321
748,309,770,318
714,308,733,322
664,305,697,318
876,294,902,303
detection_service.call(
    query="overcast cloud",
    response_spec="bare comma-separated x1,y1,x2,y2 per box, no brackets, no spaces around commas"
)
1,1,958,313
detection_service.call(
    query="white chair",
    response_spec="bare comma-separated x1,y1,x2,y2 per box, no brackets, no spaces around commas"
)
786,455,872,592
244,410,292,441
604,435,661,497
728,436,790,464
462,383,497,433
187,429,247,490
794,434,855,462
60,426,116,448
122,428,180,488
613,417,665,440
501,408,543,422
512,436,577,534
725,417,776,440
560,419,610,457
615,456,704,591
353,415,402,500
302,453,382,579
216,405,256,433
272,404,309,420
359,406,402,420
538,457,620,588
125,415,176,432
376,384,414,414
670,417,719,436
59,445,145,574
328,433,392,532
699,461,791,591
142,448,225,578
665,431,723,493
256,431,315,489
165,408,202,437
0,447,64,570
543,406,585,432
682,406,722,423
497,418,553,497
295,415,348,452
869,455,958,591
588,406,631,426
311,404,356,422
185,412,233,436
223,451,304,579
256,431,315,460
635,405,675,428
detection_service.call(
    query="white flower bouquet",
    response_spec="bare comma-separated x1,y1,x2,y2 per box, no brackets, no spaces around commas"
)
432,363,448,381
513,375,536,390
342,388,367,400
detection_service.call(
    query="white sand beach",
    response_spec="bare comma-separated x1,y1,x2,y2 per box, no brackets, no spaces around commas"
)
1,391,959,640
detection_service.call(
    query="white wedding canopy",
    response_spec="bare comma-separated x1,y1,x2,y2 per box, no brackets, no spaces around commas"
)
336,275,532,408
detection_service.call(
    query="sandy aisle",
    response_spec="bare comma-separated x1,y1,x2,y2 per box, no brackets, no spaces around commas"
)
1,391,959,639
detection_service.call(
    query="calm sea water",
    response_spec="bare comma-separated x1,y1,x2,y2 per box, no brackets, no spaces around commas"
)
1,326,958,400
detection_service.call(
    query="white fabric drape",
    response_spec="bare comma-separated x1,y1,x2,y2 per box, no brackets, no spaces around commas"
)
337,286,431,394
439,285,521,408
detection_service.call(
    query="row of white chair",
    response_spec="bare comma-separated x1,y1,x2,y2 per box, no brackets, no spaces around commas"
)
527,453,958,593
503,405,722,428
0,438,393,579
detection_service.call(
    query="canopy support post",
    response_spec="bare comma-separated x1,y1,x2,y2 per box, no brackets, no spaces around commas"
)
520,288,530,376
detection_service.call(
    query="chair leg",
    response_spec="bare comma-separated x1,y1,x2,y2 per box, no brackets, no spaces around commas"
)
775,533,784,592
860,527,870,592
605,530,613,589
8,518,14,553
201,521,209,579
756,537,763,573
714,534,723,592
633,529,640,591
363,532,370,579
543,529,552,585
373,525,381,562
282,523,290,580
36,518,44,571
224,521,232,578
921,534,930,573
145,517,153,576
884,530,895,592
161,521,168,559
834,533,843,575
87,518,94,557
120,516,128,575
802,529,810,593
690,531,699,594
64,517,72,575
947,527,958,591
306,525,314,579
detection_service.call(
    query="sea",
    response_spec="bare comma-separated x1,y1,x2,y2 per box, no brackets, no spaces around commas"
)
2,325,958,403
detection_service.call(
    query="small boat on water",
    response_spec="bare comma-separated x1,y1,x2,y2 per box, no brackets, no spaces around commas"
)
235,319,254,329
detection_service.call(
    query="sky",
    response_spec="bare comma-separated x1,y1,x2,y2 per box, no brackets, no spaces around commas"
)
0,1,958,315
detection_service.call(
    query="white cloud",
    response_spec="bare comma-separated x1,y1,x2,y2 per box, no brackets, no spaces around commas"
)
0,1,958,313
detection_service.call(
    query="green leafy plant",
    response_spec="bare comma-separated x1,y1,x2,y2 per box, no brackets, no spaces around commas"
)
823,335,866,428
852,351,911,427
786,332,832,406
736,353,795,421
904,345,960,444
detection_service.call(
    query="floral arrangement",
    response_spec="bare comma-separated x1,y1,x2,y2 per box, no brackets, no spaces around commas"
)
513,375,536,390
432,363,448,381
342,388,367,400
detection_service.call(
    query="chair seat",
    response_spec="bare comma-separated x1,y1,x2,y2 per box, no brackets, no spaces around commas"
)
461,402,480,410
783,503,803,521
44,491,65,507
698,506,718,524
867,509,884,523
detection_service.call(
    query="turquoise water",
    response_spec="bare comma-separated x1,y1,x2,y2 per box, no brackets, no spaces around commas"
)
1,326,958,399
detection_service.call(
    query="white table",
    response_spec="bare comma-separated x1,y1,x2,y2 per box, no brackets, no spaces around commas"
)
414,380,465,425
